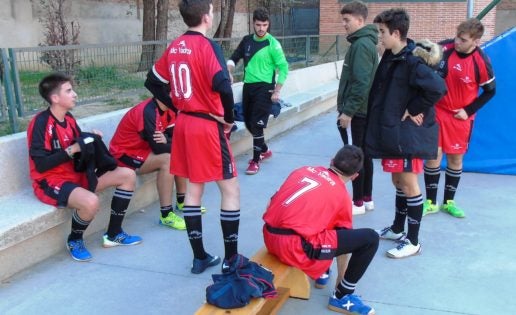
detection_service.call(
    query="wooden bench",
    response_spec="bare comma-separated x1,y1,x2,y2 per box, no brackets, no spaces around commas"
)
195,247,311,315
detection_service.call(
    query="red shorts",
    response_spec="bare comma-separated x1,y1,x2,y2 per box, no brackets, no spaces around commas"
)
263,225,337,280
436,107,474,154
171,113,237,183
32,175,89,208
382,158,423,173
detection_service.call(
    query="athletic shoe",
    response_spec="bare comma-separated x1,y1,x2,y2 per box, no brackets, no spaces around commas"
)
67,239,92,262
260,150,273,161
315,270,331,289
352,204,365,215
441,200,465,218
159,212,186,230
364,201,374,211
328,293,375,315
422,199,439,216
386,239,421,259
375,226,406,241
221,259,231,274
191,253,221,274
175,203,207,214
246,160,260,175
102,231,142,248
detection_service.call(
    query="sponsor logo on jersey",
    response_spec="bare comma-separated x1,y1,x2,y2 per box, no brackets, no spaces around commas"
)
170,40,192,55
460,76,473,84
453,63,462,72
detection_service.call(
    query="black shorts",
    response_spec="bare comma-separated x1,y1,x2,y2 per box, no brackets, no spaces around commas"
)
242,82,274,129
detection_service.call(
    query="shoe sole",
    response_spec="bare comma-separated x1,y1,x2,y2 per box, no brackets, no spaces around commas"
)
245,170,259,175
314,283,327,289
423,209,439,216
102,239,143,248
442,209,465,218
328,304,376,315
379,233,406,242
158,220,187,230
386,246,422,259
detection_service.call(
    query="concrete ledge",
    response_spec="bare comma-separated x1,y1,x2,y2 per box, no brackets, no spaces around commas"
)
0,61,342,281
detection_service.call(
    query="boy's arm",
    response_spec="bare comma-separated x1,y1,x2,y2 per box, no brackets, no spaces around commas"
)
144,70,178,113
341,42,377,117
142,105,171,155
29,122,71,173
463,50,496,116
271,39,289,86
227,37,246,69
407,63,447,116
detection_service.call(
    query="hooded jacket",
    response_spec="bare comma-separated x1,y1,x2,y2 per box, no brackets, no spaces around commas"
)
365,39,447,160
337,24,379,118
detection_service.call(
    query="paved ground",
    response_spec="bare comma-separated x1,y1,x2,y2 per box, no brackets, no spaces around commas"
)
1,110,515,315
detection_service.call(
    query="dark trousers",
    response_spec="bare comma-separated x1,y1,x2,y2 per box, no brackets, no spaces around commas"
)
337,116,373,201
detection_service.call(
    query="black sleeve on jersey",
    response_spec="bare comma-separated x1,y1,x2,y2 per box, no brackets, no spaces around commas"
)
29,113,71,173
145,70,178,114
464,85,496,116
229,37,246,64
210,40,235,124
142,100,171,155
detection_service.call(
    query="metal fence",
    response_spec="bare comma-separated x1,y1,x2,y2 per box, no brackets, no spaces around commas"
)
0,34,349,134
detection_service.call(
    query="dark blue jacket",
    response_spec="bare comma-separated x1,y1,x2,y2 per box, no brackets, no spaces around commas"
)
206,254,277,309
365,39,447,160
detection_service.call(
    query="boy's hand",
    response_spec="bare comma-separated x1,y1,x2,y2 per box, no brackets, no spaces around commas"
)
209,113,234,134
91,129,103,137
402,110,424,126
453,108,469,120
338,113,352,128
153,131,167,144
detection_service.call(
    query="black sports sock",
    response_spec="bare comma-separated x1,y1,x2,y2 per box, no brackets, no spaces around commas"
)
160,205,173,218
183,206,205,259
252,136,265,162
68,209,91,241
444,167,462,203
106,188,133,238
176,193,185,205
391,188,407,234
406,194,423,245
261,143,269,153
220,209,240,260
335,278,356,299
424,165,441,204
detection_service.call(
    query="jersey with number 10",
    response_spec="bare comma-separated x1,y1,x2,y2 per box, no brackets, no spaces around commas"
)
152,31,227,116
263,166,353,238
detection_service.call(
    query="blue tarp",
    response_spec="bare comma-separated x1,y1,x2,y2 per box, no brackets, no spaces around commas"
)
462,27,516,175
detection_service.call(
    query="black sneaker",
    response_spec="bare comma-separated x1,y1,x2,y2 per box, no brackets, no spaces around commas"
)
191,253,221,274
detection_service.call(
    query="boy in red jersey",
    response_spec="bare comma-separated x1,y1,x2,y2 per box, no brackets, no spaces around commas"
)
145,0,240,274
263,145,378,315
27,73,142,262
423,18,496,218
109,97,186,230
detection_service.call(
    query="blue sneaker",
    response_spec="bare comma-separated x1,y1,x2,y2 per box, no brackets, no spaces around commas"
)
102,231,142,248
328,294,375,315
67,239,92,262
315,270,331,289
191,253,221,274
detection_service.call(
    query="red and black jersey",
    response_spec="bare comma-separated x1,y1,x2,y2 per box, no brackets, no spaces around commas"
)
263,166,353,238
109,98,174,161
152,31,232,117
437,42,495,114
27,108,82,184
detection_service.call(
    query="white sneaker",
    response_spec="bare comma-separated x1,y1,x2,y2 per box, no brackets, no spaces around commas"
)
364,200,374,211
375,226,406,241
352,204,365,215
386,239,421,259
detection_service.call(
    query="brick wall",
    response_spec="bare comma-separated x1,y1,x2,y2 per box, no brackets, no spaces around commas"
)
320,0,497,43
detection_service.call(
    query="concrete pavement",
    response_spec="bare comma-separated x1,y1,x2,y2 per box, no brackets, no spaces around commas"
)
1,109,515,314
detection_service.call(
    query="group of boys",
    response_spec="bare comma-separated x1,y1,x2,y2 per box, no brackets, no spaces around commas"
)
26,0,495,314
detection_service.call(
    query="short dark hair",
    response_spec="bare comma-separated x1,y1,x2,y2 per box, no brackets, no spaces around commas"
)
332,145,364,176
340,1,368,20
373,8,410,41
253,7,269,22
457,18,484,40
179,0,212,27
38,73,73,104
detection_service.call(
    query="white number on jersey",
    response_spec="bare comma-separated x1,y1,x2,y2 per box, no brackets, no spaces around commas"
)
282,177,320,206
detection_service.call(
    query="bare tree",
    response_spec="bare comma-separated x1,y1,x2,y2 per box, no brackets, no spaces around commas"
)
138,0,169,71
214,0,236,52
38,0,80,74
